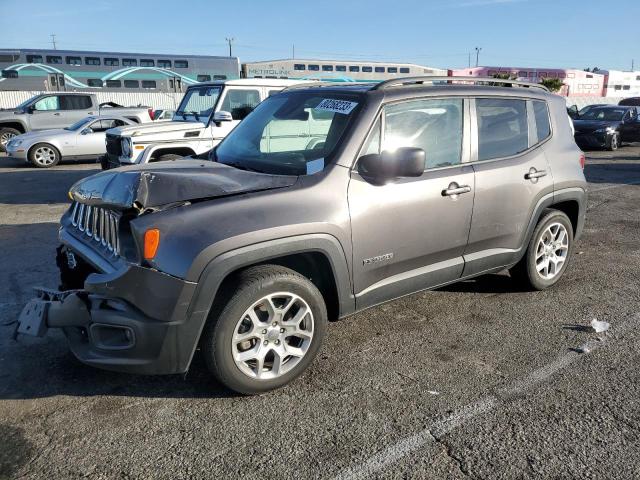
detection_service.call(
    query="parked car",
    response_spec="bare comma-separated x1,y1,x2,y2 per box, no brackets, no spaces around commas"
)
0,93,153,152
567,104,607,120
619,97,640,107
100,78,308,169
5,116,136,168
153,109,175,121
17,77,587,394
573,105,640,151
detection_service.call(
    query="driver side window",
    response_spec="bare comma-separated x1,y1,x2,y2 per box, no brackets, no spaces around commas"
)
382,98,463,170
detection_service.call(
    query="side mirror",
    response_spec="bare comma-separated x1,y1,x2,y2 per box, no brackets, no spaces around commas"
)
567,105,579,119
26,105,35,114
358,147,425,182
213,110,233,124
80,128,92,135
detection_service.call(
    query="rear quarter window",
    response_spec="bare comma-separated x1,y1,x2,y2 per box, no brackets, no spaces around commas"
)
532,100,551,142
476,98,528,161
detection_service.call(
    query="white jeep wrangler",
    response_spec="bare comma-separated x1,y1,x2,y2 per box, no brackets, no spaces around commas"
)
102,78,307,168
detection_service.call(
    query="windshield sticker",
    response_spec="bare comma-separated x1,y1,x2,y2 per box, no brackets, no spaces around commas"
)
306,158,325,175
314,99,358,115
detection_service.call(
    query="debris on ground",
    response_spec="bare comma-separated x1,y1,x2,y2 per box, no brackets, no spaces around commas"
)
576,343,592,354
428,391,440,396
591,318,610,333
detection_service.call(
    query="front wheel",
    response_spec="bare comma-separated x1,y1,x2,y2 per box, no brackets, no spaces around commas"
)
0,127,21,152
607,133,619,151
201,265,328,395
28,143,60,168
510,210,574,290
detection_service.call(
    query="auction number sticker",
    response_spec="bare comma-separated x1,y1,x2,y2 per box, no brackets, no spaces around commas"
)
314,99,359,115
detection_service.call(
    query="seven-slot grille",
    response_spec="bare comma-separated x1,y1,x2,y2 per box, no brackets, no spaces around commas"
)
105,134,122,157
69,202,120,256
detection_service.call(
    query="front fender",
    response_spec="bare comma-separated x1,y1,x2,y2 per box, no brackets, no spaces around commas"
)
179,234,355,371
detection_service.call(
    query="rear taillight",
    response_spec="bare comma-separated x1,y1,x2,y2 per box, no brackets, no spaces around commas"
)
579,153,585,169
148,108,155,121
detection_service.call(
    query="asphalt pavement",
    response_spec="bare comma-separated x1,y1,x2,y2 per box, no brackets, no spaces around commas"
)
1,148,639,479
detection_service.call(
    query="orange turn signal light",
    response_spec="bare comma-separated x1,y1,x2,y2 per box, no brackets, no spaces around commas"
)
144,229,160,260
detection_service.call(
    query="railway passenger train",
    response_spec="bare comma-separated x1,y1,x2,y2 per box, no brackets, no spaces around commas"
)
0,48,240,92
0,49,447,92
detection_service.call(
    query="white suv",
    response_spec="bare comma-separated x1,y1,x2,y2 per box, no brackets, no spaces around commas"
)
102,78,307,168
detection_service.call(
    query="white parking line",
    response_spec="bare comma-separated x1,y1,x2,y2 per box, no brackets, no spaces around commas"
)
334,314,639,480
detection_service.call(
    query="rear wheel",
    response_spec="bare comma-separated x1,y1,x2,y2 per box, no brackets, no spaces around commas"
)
510,210,574,290
0,127,20,152
201,265,327,395
28,143,60,168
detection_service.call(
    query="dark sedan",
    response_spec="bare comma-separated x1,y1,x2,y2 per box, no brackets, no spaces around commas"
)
573,106,640,151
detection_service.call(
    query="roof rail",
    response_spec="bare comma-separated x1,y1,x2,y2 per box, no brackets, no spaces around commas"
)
281,80,375,92
372,76,550,92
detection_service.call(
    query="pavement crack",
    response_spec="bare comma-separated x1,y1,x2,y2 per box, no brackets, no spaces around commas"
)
427,430,474,479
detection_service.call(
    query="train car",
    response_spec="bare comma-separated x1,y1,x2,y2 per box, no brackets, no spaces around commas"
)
0,49,240,93
242,58,447,82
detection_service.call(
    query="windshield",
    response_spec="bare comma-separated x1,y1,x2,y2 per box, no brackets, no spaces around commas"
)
65,117,95,131
215,92,362,175
175,86,222,121
580,107,627,121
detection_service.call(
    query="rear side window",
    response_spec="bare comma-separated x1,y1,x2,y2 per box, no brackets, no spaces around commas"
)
383,98,463,169
476,98,528,161
532,100,551,142
61,95,92,110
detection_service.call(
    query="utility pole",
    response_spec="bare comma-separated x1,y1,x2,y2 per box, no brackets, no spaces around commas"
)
50,34,57,50
225,37,235,57
475,47,482,67
632,59,635,71
292,44,295,59
468,52,471,68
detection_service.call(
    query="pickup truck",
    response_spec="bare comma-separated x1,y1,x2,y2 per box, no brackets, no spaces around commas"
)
0,93,153,151
102,79,306,168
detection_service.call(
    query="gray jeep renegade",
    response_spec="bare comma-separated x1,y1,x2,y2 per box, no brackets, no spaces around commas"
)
17,77,587,394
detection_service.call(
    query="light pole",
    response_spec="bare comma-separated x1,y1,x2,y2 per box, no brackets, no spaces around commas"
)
226,37,235,57
475,47,482,67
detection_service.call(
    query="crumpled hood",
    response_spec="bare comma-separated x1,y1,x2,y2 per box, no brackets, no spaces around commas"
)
69,159,298,210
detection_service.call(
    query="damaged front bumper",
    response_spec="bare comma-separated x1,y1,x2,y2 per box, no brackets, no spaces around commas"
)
16,247,204,375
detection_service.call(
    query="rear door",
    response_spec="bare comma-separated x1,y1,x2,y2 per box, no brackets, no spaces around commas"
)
60,95,94,125
348,97,475,309
463,97,554,276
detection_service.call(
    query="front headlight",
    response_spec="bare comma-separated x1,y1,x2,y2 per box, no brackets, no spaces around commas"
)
8,139,22,148
121,138,131,157
595,127,616,134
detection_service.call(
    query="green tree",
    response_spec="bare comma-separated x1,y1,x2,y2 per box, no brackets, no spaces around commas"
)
539,77,564,93
490,72,517,87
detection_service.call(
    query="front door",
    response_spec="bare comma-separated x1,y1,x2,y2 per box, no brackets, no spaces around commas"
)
463,97,555,276
29,95,67,130
348,97,475,309
619,108,640,143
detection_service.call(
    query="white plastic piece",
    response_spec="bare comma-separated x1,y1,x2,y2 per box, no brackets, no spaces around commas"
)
591,318,610,333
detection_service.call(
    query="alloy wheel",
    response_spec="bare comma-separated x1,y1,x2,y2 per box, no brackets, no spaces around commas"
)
232,292,314,380
0,131,16,148
535,222,569,280
33,146,57,166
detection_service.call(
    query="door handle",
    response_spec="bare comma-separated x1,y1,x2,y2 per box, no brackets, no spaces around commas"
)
525,168,547,180
442,184,472,197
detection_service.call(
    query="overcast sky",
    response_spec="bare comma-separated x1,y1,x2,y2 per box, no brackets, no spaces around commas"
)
2,0,638,71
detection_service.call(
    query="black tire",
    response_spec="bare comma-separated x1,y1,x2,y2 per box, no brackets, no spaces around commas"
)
510,210,574,291
0,127,21,152
28,143,60,168
201,265,328,395
607,133,619,151
156,153,182,162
